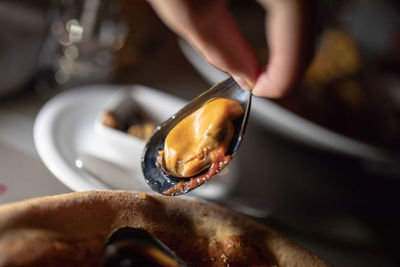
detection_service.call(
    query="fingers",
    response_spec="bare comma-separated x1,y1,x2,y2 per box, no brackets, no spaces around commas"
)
253,0,310,98
147,0,259,91
148,0,314,98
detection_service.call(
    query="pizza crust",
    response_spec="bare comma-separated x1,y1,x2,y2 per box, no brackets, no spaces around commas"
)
0,191,329,266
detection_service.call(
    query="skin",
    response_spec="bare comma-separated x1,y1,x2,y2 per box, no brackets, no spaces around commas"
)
146,0,317,98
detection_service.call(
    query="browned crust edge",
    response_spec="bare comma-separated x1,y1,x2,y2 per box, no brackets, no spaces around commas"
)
0,191,330,267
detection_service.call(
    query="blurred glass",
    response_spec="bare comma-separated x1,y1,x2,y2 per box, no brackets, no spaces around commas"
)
35,0,129,94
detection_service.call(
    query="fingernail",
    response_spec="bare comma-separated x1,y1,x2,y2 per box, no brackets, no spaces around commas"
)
232,76,254,91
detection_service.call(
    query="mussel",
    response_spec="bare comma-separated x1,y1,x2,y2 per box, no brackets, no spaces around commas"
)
142,78,251,196
102,227,187,267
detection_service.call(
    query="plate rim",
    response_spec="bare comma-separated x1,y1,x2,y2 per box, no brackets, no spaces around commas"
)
33,84,120,192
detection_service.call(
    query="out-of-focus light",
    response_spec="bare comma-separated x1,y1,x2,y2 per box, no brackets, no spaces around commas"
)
75,159,83,169
58,56,73,72
66,19,79,32
66,19,83,43
69,24,83,43
58,34,72,46
55,69,69,84
64,45,79,60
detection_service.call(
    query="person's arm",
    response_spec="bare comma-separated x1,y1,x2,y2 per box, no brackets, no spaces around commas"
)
147,0,315,98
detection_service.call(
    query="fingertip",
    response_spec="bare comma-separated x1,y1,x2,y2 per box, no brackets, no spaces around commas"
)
252,72,291,98
232,75,255,92
253,0,310,99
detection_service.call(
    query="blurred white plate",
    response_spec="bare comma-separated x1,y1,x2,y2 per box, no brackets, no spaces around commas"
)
34,84,239,198
178,39,398,164
34,85,120,192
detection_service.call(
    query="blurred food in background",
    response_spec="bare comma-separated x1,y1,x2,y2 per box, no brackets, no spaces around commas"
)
275,28,400,150
115,0,169,74
102,109,156,141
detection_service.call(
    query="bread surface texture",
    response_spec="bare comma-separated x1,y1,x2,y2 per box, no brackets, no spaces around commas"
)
0,191,329,266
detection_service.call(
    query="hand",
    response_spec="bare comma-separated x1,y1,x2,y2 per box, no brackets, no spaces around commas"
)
147,0,316,98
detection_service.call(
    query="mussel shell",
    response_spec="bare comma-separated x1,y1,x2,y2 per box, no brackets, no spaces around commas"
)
102,227,187,267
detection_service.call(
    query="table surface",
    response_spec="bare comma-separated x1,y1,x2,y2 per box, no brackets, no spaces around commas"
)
0,36,398,267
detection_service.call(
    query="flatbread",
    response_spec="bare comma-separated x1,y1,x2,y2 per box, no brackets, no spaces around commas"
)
0,191,329,266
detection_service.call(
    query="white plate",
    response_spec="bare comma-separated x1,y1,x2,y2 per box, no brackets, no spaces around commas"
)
34,85,120,192
178,39,397,164
34,84,239,198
